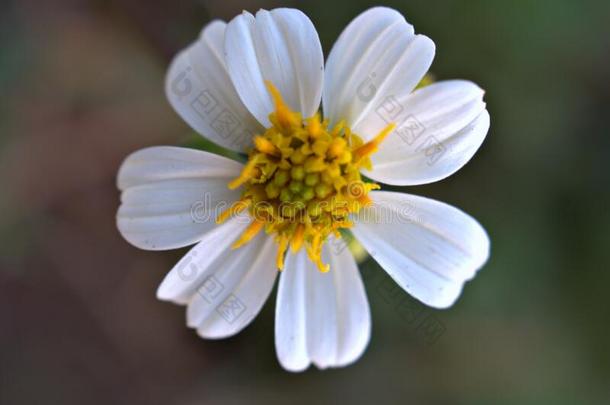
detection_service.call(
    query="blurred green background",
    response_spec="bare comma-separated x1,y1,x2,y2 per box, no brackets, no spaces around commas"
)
1,0,609,404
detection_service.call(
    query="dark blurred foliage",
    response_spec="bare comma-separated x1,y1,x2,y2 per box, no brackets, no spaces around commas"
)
1,0,610,404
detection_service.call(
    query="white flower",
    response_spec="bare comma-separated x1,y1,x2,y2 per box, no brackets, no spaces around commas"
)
116,7,490,372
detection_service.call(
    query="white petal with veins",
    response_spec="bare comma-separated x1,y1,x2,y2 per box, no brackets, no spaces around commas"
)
352,191,489,308
165,20,262,152
359,81,489,185
117,146,243,250
275,238,371,371
224,8,324,126
324,7,434,131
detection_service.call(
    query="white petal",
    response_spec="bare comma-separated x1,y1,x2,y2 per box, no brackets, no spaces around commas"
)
185,233,278,339
165,20,263,152
224,8,324,126
360,81,490,185
274,248,309,372
156,218,277,338
352,191,489,309
156,215,251,304
117,146,243,250
275,238,371,371
323,7,434,131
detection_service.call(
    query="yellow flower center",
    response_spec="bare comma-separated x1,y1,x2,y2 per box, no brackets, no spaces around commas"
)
217,82,394,272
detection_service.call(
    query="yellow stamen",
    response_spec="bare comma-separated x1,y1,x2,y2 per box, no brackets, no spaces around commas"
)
303,232,328,272
276,234,289,270
228,156,261,189
327,138,346,158
331,120,345,137
225,82,391,273
265,81,300,128
232,219,265,249
216,199,251,224
358,194,374,207
254,135,279,156
306,113,323,138
316,259,330,273
354,123,396,161
290,224,305,253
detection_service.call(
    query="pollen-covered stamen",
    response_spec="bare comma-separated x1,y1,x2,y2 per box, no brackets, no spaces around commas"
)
220,81,394,272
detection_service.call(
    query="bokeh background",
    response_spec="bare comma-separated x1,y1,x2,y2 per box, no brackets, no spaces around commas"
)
1,0,609,403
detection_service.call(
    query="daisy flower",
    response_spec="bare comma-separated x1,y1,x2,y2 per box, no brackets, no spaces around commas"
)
117,7,490,371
